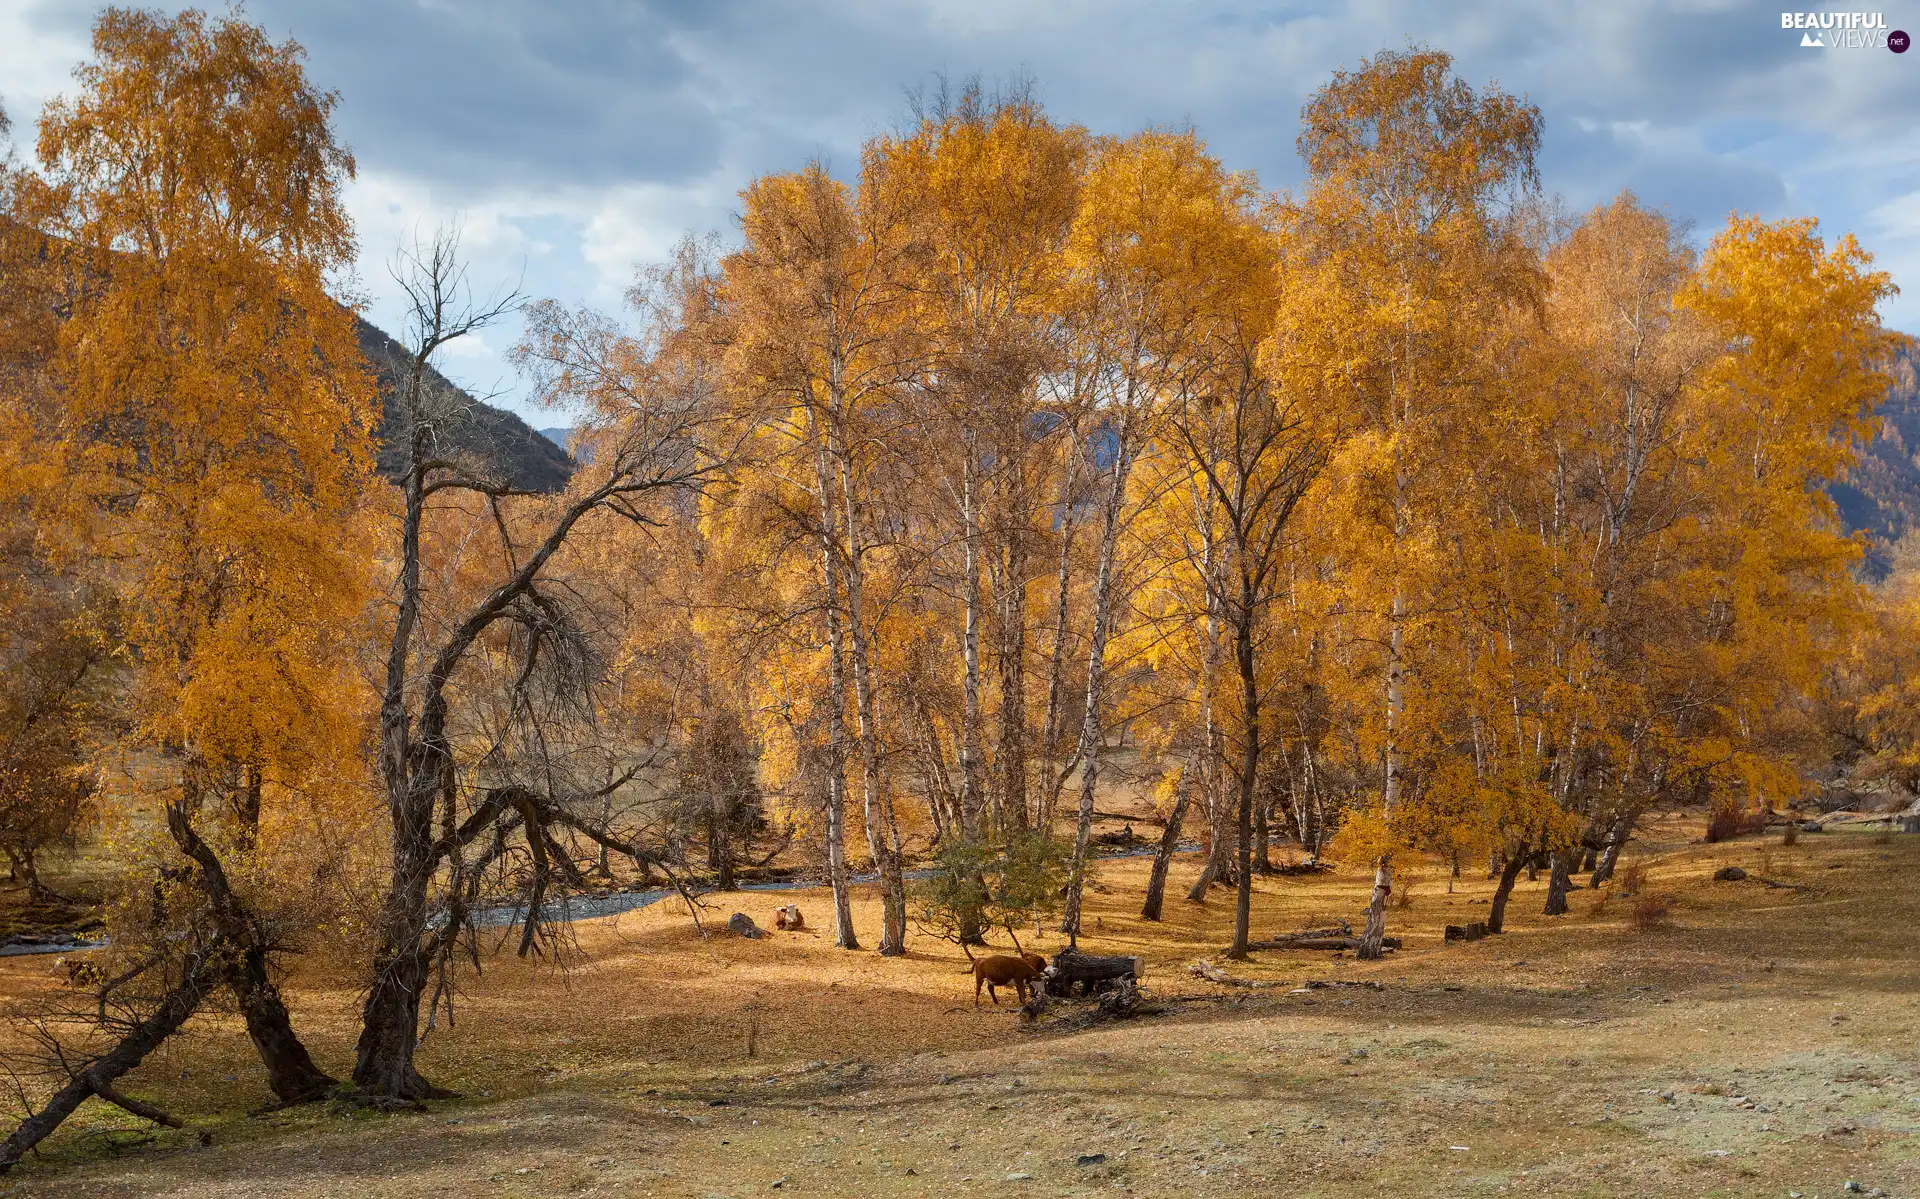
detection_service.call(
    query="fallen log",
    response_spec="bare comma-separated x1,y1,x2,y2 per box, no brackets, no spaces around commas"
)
0,948,219,1173
1249,922,1351,948
1249,934,1398,952
1189,960,1278,989
1444,921,1488,942
1040,951,1143,999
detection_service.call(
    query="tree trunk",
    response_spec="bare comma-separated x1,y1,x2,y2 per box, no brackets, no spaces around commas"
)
1543,851,1572,915
995,531,1029,834
351,793,452,1100
1141,757,1194,921
1061,430,1133,946
1591,811,1634,887
958,446,987,841
833,419,904,957
1227,578,1259,961
814,436,860,951
1185,492,1225,904
0,948,220,1173
1357,858,1393,958
163,798,334,1104
710,802,737,890
227,949,335,1104
1486,853,1528,934
354,414,451,1103
1253,780,1273,874
351,945,443,1100
1037,437,1083,831
1185,852,1221,902
1360,557,1406,964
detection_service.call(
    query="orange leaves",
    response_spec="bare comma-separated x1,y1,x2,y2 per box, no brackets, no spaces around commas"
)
1684,215,1898,486
36,7,356,268
7,8,377,839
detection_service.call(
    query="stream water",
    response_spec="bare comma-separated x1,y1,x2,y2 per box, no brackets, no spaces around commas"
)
470,842,1203,928
0,842,1205,952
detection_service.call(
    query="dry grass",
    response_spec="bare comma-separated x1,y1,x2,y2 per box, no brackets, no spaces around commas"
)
3,818,1919,1198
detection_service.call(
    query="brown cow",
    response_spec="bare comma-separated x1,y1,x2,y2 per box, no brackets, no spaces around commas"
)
972,953,1046,1007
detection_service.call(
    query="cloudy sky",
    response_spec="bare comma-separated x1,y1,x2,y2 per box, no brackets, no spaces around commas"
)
3,0,1917,421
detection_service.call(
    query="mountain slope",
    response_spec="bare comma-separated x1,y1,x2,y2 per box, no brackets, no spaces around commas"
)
354,318,574,493
1834,338,1920,575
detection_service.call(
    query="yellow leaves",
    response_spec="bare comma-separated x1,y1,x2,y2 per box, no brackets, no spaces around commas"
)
1327,802,1394,865
3,8,377,824
1683,215,1898,485
37,7,356,269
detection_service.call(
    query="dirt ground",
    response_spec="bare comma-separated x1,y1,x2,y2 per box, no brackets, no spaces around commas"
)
1,819,1917,1198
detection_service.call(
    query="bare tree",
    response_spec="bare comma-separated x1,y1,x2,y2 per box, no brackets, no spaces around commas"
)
351,230,731,1101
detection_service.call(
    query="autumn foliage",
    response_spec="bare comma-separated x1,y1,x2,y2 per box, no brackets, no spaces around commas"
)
0,9,1904,1162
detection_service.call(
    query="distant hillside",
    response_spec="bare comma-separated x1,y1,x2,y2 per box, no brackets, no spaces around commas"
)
1833,338,1920,576
355,318,574,494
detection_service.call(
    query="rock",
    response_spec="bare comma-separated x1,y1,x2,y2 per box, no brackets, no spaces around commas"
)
1075,1153,1107,1166
1844,1182,1863,1194
771,1179,789,1190
728,912,766,939
1713,866,1748,882
1800,820,1824,832
1006,1171,1033,1181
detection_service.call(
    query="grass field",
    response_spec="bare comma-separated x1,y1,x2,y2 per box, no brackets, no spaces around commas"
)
0,817,1916,1198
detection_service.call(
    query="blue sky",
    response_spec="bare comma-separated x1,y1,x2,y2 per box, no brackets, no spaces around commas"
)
3,0,1916,421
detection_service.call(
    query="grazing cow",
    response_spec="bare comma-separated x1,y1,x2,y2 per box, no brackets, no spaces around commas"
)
972,954,1044,1007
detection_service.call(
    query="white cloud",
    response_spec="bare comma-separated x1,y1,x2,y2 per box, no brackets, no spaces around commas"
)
5,0,1916,415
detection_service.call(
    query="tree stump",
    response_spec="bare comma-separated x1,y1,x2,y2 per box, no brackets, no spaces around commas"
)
1096,977,1143,1017
1444,921,1487,942
727,912,765,939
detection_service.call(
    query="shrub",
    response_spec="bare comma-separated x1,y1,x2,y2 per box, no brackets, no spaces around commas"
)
1616,861,1647,897
910,831,1068,950
1704,802,1770,843
1630,893,1676,931
1781,823,1799,847
1394,878,1417,909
